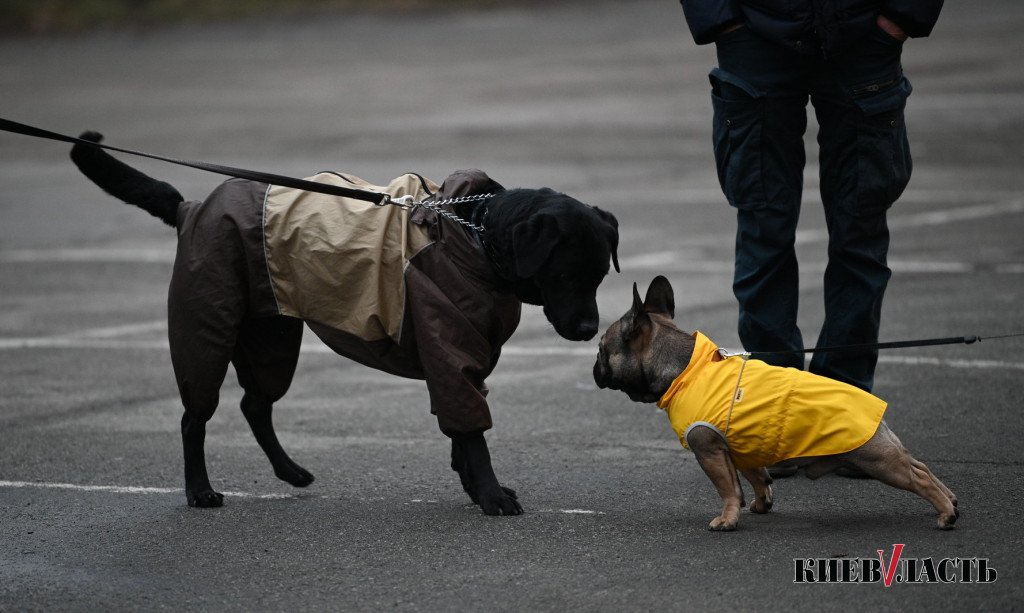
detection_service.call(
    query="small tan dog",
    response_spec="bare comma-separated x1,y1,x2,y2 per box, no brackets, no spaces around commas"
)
593,276,958,531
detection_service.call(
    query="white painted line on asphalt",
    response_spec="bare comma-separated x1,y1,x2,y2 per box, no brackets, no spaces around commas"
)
790,198,1024,245
888,198,1024,230
0,338,169,350
0,248,174,264
0,481,605,514
590,186,1024,206
57,320,168,339
0,480,293,499
887,261,974,273
616,257,995,274
616,197,1024,252
878,355,1024,371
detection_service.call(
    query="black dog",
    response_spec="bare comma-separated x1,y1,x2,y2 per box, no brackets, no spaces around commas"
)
70,132,619,515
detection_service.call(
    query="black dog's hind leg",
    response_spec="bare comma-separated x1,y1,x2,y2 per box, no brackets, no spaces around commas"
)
240,395,314,487
171,322,235,508
451,433,522,516
168,244,245,507
233,316,313,487
181,413,223,507
173,339,234,508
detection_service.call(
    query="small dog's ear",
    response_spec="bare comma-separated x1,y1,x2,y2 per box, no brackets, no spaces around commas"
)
643,275,675,318
512,213,560,278
625,282,652,339
609,232,620,274
632,282,644,314
594,207,620,273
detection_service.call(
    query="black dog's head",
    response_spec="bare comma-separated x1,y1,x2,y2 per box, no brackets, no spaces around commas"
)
493,188,619,341
593,276,695,403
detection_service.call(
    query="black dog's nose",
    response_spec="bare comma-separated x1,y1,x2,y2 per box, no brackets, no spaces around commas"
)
553,316,599,342
575,320,599,341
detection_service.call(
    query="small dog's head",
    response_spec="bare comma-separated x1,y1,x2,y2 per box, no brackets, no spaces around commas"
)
503,189,620,341
593,276,694,403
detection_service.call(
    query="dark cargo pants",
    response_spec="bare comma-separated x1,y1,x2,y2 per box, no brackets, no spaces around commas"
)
711,25,913,392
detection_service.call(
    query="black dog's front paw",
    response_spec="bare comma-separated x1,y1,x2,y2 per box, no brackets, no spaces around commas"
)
450,432,523,516
273,457,315,488
476,483,523,516
187,489,224,508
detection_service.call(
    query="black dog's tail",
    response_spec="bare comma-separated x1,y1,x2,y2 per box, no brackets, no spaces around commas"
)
70,131,183,228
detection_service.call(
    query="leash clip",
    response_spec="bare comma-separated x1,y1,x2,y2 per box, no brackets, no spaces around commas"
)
383,194,416,209
718,348,751,359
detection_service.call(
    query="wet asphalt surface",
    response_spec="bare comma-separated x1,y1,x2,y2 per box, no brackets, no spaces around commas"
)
1,1,1023,610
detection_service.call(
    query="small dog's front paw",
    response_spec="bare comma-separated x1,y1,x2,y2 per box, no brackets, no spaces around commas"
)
708,516,737,531
937,508,959,530
187,489,224,508
750,497,773,514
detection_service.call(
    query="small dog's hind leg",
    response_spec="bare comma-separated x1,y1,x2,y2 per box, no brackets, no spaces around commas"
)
846,424,958,529
688,425,743,531
233,316,313,488
740,467,773,514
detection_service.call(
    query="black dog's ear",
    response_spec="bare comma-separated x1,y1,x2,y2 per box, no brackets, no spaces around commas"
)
624,282,652,339
643,275,675,318
512,213,561,278
593,207,620,273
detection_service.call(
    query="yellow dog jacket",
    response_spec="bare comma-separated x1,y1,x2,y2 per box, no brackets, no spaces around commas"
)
657,332,887,469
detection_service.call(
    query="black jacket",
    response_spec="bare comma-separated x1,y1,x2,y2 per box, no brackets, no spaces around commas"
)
680,0,943,54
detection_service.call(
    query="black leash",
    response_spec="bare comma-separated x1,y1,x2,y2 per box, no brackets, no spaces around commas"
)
0,117,390,205
747,332,1024,358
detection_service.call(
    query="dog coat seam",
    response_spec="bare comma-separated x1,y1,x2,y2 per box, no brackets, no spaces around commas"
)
261,183,283,314
684,420,730,449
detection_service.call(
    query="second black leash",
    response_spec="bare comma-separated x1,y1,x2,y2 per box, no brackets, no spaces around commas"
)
745,332,1024,358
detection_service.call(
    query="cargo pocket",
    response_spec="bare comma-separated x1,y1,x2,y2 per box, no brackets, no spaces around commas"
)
850,75,913,217
710,68,767,210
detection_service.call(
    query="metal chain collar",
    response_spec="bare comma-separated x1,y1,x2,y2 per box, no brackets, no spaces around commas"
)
384,193,492,233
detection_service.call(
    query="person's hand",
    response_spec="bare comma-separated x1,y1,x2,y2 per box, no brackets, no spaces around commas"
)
876,14,908,42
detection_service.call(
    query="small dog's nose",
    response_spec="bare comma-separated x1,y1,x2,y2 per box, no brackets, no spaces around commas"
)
592,360,608,388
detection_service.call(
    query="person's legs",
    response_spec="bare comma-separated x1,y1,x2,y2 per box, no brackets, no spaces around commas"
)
810,26,912,392
712,27,814,369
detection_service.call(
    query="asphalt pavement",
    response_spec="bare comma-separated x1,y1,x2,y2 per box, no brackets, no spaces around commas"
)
1,1,1023,610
